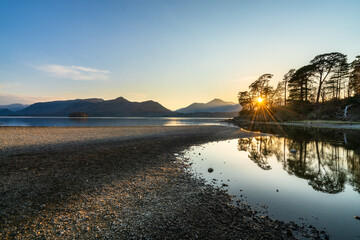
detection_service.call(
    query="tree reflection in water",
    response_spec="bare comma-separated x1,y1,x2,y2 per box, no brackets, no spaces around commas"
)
238,137,272,170
237,128,360,194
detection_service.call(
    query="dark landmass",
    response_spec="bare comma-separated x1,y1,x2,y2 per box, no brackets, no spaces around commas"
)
68,112,89,118
0,97,241,117
0,109,14,116
0,126,327,239
15,97,173,117
0,103,28,112
16,99,82,116
177,98,242,113
176,111,239,118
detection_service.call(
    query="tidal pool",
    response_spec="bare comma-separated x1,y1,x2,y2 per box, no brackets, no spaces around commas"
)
185,128,360,239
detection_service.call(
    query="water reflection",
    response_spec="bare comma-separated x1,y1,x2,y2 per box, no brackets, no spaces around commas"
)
238,138,272,170
237,131,360,195
68,117,88,123
187,126,360,239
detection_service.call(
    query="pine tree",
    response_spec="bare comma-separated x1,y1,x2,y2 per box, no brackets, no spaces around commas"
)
349,56,360,95
288,65,314,102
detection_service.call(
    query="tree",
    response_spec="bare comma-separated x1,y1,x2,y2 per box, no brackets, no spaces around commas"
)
238,74,274,110
288,65,314,102
283,69,296,106
249,74,273,102
325,60,349,99
238,91,252,110
310,52,347,103
349,56,360,95
272,81,285,106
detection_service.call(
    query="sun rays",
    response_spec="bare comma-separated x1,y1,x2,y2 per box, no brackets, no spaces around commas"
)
247,96,287,136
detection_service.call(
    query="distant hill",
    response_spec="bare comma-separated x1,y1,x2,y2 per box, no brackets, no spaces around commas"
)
15,97,173,117
176,111,239,118
1,97,241,117
0,108,14,116
17,99,80,116
176,98,242,114
0,103,28,111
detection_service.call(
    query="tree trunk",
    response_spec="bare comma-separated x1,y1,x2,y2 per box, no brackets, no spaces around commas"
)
305,79,308,101
316,80,323,103
284,82,287,106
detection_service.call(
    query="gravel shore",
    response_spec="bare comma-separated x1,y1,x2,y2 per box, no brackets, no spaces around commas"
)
0,126,327,239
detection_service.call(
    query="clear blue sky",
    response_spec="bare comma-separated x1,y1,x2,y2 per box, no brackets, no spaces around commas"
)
1,0,359,109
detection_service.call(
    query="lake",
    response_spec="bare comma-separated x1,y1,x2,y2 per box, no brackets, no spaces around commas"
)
185,126,360,239
0,117,232,127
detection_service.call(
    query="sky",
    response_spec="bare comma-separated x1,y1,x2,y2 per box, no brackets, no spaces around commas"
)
0,0,360,110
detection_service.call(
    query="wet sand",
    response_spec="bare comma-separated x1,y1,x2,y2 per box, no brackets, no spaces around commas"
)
0,126,327,239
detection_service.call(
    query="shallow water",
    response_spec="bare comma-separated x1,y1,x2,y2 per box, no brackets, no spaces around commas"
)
186,128,360,239
0,117,232,127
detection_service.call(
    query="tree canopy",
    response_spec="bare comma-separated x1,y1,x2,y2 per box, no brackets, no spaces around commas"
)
309,52,347,103
238,52,359,114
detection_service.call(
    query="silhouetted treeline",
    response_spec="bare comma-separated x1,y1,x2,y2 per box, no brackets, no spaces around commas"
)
237,53,360,121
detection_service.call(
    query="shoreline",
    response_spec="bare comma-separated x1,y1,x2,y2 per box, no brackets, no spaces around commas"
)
228,119,360,130
0,126,327,239
274,121,360,130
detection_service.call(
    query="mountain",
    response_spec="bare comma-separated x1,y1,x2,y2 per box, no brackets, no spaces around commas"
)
15,97,173,117
0,108,14,116
176,98,242,114
0,103,28,111
16,99,81,116
1,97,241,117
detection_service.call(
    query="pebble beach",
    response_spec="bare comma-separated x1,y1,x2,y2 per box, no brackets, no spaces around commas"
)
0,126,328,239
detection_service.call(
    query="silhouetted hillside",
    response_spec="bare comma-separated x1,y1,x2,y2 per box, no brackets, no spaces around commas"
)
16,100,80,116
0,109,14,116
177,98,242,113
0,103,28,111
15,97,173,117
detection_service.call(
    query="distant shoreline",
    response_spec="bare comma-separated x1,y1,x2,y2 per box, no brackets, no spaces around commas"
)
228,119,360,130
278,120,360,130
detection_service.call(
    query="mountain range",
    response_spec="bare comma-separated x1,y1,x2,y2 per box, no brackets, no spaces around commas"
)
0,97,241,117
176,98,242,113
0,103,28,111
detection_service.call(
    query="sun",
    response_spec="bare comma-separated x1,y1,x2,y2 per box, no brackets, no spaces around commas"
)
257,96,264,103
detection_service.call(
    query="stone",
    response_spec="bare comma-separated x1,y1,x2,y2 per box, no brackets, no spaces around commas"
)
289,149,297,153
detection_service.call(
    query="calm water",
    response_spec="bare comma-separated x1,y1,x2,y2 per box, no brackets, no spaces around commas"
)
186,127,360,239
0,117,232,127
